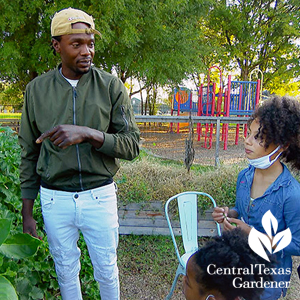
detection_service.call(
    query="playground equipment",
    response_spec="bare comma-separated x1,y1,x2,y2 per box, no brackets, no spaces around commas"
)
220,75,260,149
249,68,264,101
170,87,198,133
171,67,262,150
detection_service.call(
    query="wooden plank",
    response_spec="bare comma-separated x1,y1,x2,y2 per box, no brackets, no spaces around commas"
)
0,118,20,124
118,201,164,211
0,119,20,132
119,226,218,237
118,201,219,237
119,217,215,230
119,209,214,220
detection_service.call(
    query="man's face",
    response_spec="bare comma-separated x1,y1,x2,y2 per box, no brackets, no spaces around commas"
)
52,22,95,79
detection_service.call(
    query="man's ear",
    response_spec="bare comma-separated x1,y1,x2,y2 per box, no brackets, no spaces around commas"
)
52,38,61,53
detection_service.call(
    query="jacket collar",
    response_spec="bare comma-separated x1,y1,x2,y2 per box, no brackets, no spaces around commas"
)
245,163,292,196
55,63,92,87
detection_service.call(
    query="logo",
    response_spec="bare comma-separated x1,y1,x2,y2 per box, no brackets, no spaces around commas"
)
248,210,292,261
68,16,84,21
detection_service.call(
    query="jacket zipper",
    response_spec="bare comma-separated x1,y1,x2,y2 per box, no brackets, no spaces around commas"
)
73,88,84,191
120,105,129,131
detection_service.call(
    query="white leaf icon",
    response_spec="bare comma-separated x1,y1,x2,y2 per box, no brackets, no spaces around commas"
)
273,228,292,254
248,228,272,262
262,210,278,238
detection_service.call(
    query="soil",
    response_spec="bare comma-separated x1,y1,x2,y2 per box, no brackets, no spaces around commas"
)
138,123,247,166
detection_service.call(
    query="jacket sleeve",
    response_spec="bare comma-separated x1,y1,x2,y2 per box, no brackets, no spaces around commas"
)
232,171,243,217
18,84,41,200
281,185,300,256
97,77,140,160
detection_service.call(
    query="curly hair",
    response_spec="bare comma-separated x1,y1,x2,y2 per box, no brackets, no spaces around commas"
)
192,228,274,300
248,95,300,170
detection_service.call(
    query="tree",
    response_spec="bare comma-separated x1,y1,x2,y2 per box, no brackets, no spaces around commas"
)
0,0,59,90
91,0,213,89
202,0,300,90
0,0,213,104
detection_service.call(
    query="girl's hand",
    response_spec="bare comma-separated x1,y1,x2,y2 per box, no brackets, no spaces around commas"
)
212,207,229,224
224,217,252,235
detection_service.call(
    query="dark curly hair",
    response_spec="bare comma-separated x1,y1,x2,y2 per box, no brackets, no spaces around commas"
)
248,95,300,170
192,228,275,300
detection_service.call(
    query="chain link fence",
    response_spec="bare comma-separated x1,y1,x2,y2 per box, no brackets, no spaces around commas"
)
0,115,249,167
136,115,249,167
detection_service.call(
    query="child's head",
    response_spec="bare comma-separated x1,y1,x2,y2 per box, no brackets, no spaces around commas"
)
248,95,300,170
183,229,274,300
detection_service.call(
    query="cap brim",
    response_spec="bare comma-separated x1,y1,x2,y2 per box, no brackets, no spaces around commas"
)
52,28,102,37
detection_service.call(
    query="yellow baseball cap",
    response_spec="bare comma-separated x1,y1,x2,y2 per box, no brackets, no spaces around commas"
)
51,7,101,37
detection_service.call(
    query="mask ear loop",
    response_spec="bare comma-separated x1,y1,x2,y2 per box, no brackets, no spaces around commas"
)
205,295,215,300
268,146,282,163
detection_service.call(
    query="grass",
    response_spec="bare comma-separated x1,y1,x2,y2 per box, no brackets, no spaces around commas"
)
118,234,209,279
0,113,21,119
118,235,179,280
118,234,210,300
115,150,246,210
118,234,300,300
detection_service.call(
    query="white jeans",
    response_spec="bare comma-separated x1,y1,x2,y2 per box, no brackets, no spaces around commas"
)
40,183,120,300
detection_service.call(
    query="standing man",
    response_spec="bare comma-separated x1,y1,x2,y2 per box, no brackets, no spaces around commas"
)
19,7,140,300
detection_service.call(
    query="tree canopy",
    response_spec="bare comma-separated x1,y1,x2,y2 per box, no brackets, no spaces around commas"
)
1,0,300,108
203,0,300,91
0,0,211,94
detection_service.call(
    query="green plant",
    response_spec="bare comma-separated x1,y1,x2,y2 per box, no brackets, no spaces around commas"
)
0,218,42,299
0,127,59,299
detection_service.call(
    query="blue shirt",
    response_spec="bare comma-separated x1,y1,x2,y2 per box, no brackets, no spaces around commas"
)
233,164,300,300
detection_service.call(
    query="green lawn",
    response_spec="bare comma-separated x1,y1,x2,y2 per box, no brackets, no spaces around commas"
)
0,113,21,119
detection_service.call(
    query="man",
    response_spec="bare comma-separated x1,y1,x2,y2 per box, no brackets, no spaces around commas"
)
19,7,140,300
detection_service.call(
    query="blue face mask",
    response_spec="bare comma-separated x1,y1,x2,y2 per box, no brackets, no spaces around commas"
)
248,146,282,169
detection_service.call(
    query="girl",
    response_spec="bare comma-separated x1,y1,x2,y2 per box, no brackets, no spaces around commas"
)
213,95,300,300
183,229,273,300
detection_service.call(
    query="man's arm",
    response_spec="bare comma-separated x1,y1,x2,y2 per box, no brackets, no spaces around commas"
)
35,125,104,149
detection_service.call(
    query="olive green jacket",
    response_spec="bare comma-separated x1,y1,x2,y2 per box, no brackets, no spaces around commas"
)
19,65,140,199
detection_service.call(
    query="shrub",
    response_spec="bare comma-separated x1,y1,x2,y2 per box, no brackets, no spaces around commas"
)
0,127,58,299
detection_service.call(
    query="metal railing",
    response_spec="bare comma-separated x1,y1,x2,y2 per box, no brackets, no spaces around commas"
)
135,115,249,167
0,115,250,167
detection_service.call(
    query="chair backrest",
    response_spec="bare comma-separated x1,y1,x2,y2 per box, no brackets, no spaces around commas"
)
177,193,198,254
165,191,221,263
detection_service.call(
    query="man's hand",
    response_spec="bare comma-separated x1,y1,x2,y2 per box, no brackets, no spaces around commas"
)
212,206,229,224
36,125,87,149
23,215,38,238
22,199,39,238
36,125,104,149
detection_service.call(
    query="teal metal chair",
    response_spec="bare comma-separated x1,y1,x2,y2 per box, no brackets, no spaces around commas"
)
164,191,221,300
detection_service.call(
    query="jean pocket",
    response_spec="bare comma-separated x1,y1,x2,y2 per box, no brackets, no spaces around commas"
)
40,196,54,213
92,184,117,202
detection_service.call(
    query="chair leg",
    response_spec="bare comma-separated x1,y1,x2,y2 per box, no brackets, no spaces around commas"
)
165,264,184,300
